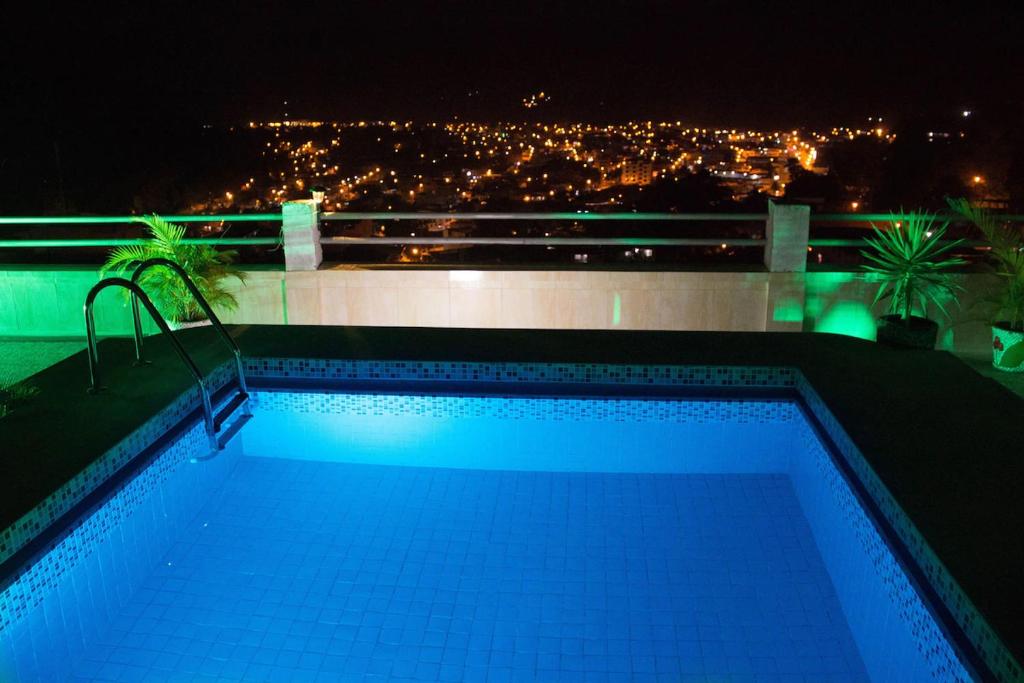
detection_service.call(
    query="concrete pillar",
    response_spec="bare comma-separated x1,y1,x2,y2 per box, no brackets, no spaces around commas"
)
764,201,809,272
281,200,322,271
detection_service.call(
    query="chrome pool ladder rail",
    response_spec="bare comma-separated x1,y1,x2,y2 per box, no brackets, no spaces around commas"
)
84,278,218,448
128,257,248,397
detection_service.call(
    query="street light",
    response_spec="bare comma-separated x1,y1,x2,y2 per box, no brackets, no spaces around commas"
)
310,186,326,205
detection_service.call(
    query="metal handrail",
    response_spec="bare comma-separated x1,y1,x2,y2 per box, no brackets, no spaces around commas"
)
320,212,769,221
128,258,248,396
813,213,1024,222
2,210,1022,227
2,210,1020,255
83,278,216,446
809,238,989,248
0,214,281,225
320,236,766,246
0,238,278,248
321,211,1024,222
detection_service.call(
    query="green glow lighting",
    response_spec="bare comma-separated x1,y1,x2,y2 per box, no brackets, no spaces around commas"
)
0,238,279,248
612,293,622,326
771,298,804,323
816,302,876,340
938,328,956,351
280,279,289,325
807,271,863,293
0,269,159,337
812,213,1024,222
0,214,281,225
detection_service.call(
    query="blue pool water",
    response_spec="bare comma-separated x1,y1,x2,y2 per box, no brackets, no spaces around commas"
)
0,392,973,682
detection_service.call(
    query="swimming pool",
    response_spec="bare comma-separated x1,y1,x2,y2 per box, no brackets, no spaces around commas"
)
0,382,983,681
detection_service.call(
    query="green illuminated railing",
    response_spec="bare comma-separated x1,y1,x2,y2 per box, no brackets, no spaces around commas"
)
0,214,280,225
2,210,1020,229
0,210,1018,254
0,238,280,248
0,213,282,249
812,213,1024,222
320,211,769,221
320,211,1024,223
319,236,765,246
808,238,989,248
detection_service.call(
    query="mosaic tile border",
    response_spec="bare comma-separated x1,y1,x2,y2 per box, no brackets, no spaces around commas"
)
0,362,235,568
795,374,1020,683
0,423,209,635
252,390,799,424
794,416,971,681
244,357,798,388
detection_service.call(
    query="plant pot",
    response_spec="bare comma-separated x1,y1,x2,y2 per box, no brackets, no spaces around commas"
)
992,324,1024,372
171,319,212,331
875,314,939,350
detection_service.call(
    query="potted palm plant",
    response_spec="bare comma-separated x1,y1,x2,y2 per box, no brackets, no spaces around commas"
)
102,215,246,326
947,198,1024,371
860,211,966,349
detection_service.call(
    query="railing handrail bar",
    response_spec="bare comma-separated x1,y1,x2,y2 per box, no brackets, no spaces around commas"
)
0,236,994,248
808,238,989,248
2,211,1022,227
0,238,279,247
321,211,1024,221
319,236,766,246
320,212,769,221
813,213,1024,222
128,258,247,395
83,278,216,441
0,214,281,225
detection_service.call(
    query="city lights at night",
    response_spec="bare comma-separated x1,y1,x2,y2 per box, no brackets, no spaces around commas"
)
199,118,874,214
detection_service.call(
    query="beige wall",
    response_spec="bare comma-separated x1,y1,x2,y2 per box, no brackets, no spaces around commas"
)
217,268,803,333
1,266,996,355
208,267,1002,354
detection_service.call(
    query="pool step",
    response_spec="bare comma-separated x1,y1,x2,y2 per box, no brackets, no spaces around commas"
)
216,412,251,449
194,391,251,460
214,391,250,432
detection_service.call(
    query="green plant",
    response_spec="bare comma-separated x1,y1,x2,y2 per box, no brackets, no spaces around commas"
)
860,210,967,324
101,215,246,323
946,197,1024,332
0,380,39,419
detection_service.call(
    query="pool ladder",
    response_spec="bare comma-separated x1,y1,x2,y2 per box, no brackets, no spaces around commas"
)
84,258,251,452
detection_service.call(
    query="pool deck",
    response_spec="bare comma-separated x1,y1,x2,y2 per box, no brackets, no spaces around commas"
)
2,325,1023,669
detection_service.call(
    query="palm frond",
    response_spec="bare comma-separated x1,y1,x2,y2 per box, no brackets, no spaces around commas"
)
859,210,966,321
946,197,1024,330
102,214,246,323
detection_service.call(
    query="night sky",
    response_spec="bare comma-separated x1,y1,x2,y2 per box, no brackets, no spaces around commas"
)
5,1,1024,130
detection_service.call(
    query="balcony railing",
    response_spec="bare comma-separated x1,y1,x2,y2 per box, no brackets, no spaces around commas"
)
1,207,1021,269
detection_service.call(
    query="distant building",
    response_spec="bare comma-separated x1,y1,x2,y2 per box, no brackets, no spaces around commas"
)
621,159,654,185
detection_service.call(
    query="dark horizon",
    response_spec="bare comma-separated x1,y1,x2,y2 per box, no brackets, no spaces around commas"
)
5,1,1024,131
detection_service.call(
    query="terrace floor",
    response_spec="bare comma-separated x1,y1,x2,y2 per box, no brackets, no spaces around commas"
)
0,338,83,386
956,352,1024,397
